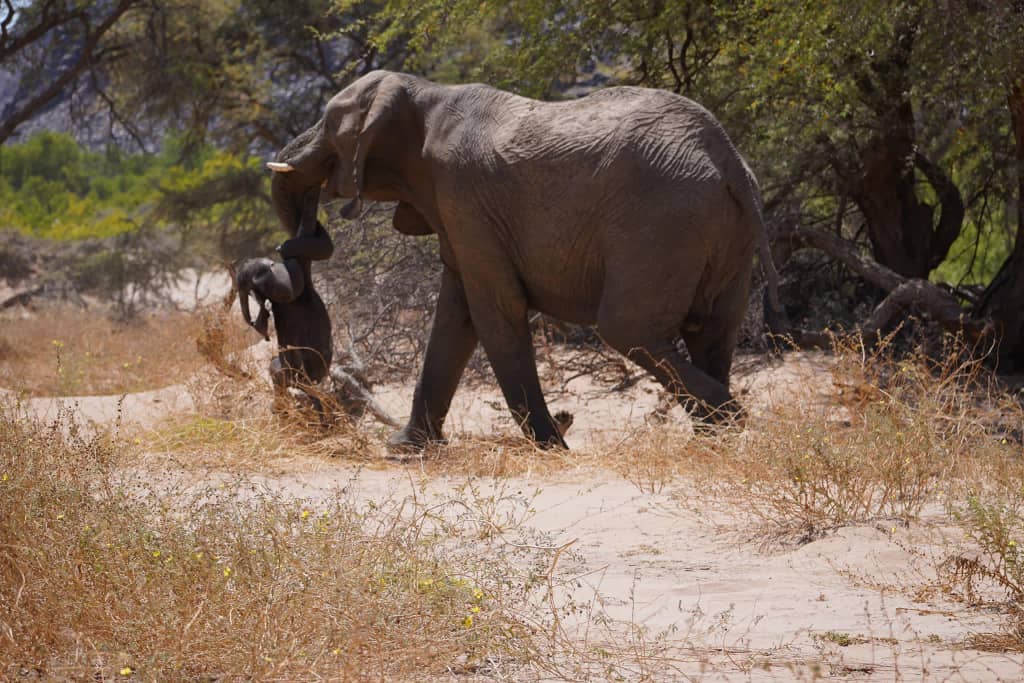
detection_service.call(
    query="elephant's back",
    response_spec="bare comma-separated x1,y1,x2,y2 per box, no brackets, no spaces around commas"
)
490,87,732,182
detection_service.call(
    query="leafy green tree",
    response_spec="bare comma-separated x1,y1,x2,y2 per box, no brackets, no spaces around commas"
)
345,0,1024,367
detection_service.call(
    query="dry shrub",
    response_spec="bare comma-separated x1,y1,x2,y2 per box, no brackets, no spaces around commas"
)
317,203,446,381
0,404,532,680
193,303,252,380
607,425,689,494
0,303,249,396
942,491,1024,652
672,333,1021,540
412,435,579,478
145,369,382,469
130,301,380,469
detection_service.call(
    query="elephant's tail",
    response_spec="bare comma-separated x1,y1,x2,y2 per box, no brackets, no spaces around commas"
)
727,156,788,334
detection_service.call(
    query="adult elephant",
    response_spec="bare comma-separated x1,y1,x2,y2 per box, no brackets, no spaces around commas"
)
267,70,782,451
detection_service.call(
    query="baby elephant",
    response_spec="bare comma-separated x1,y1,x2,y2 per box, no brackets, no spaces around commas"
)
237,194,334,410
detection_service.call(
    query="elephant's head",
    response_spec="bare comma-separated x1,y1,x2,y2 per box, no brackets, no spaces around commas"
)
236,257,275,340
236,254,307,341
267,71,431,237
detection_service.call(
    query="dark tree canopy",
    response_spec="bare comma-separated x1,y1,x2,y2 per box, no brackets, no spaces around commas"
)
4,0,1024,368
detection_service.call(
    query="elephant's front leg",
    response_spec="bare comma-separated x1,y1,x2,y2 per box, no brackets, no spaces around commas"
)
463,278,567,449
388,266,479,452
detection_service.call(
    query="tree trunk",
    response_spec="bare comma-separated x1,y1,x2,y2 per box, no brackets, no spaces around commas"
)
832,8,965,280
775,225,986,350
977,80,1024,372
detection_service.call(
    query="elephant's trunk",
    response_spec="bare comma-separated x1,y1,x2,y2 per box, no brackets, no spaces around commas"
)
269,119,335,236
272,171,323,237
236,267,272,341
238,281,255,328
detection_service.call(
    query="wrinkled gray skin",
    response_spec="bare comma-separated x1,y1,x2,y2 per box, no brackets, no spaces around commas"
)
269,71,782,451
237,189,335,406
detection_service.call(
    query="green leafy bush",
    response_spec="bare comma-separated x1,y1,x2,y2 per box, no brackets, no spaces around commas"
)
0,132,276,253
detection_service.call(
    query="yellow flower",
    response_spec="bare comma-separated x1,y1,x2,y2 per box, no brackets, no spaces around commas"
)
462,615,473,628
119,666,133,676
1009,540,1018,548
301,510,311,519
56,513,65,521
332,648,340,655
1,473,8,482
194,552,203,560
52,339,64,348
470,605,481,614
473,588,484,600
152,550,161,558
223,566,232,578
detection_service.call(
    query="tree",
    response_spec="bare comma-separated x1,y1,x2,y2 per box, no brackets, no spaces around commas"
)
975,2,1024,371
92,0,412,154
0,0,143,145
345,0,1024,369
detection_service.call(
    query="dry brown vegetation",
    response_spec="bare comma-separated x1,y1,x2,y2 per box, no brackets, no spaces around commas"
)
675,336,1023,539
4,304,1024,678
0,304,250,396
0,406,541,680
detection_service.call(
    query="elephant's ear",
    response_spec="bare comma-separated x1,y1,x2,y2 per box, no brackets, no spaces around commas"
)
392,202,433,235
341,76,409,220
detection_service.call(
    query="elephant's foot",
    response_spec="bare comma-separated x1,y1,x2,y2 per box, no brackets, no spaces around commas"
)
386,423,446,454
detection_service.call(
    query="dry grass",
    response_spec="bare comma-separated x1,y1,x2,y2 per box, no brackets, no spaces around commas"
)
1,401,764,682
5,322,1024,677
651,335,1024,542
0,404,540,680
0,304,250,396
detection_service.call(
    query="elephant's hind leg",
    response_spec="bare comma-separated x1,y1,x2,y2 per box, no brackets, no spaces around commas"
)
681,270,751,391
598,299,739,427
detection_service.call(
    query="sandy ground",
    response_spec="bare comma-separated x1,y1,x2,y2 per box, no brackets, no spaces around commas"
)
9,351,1024,681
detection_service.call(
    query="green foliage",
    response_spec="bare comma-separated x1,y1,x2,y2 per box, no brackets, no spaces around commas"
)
933,216,1014,287
0,132,153,239
348,0,1021,288
0,132,276,254
4,0,1023,302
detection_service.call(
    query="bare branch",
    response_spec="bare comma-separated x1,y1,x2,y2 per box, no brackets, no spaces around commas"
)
1,0,16,47
0,0,141,145
914,152,966,270
776,225,991,349
0,0,85,62
783,224,904,292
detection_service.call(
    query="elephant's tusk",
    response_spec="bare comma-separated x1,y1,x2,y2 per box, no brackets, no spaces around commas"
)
266,162,295,172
